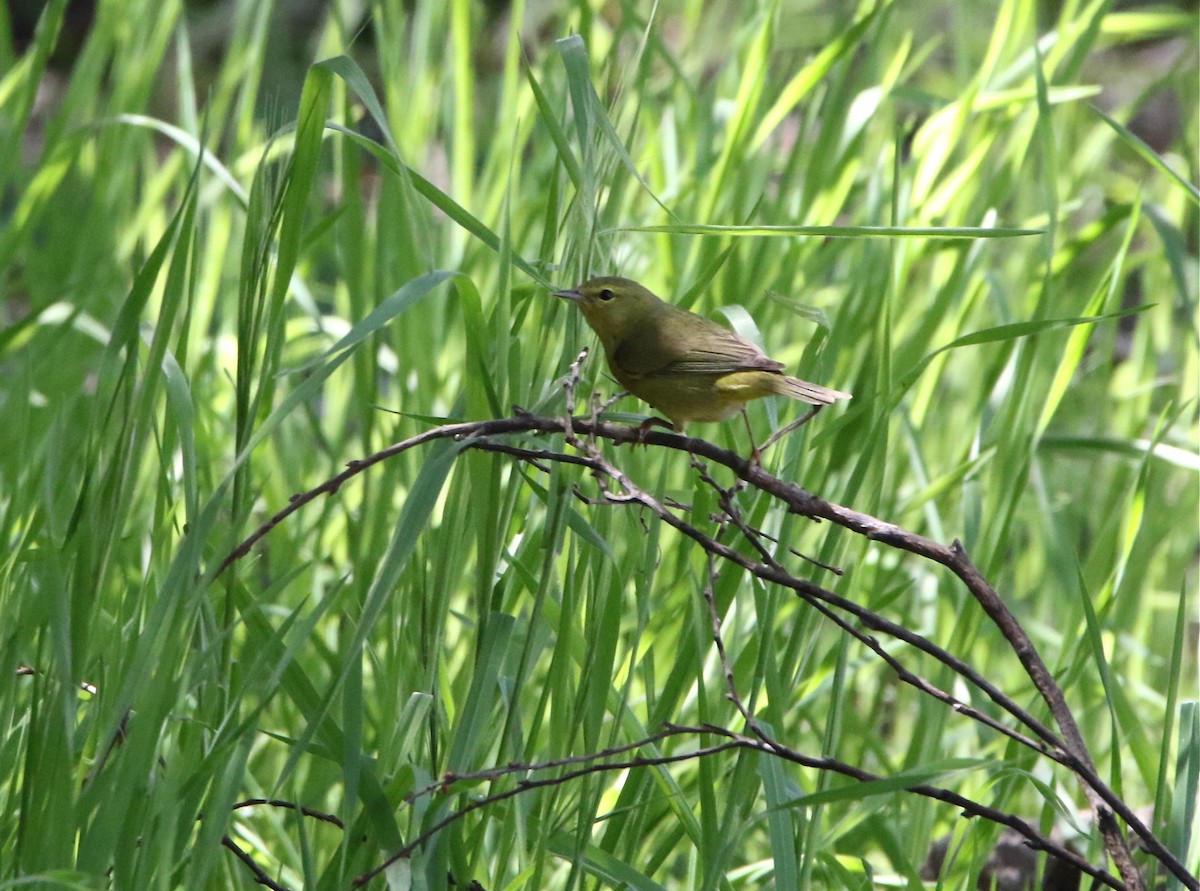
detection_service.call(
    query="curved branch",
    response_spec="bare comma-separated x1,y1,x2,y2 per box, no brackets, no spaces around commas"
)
352,723,1113,890
216,413,1193,890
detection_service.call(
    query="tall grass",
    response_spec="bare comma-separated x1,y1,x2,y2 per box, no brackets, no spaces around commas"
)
1,0,1196,888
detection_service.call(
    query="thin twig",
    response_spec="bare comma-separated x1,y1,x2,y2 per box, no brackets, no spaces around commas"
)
231,798,344,829
222,835,290,891
672,723,1123,890
701,555,758,728
757,403,823,454
353,733,749,887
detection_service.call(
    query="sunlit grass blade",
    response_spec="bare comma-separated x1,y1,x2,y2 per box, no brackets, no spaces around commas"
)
111,114,249,205
895,303,1156,399
1092,104,1200,205
608,223,1042,238
751,4,887,151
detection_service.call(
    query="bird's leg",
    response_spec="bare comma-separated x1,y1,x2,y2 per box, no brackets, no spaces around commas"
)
741,407,762,466
756,405,823,457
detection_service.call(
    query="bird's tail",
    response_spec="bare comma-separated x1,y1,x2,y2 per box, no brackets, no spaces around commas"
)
772,375,852,405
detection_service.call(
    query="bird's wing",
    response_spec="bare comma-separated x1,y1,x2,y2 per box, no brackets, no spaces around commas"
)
612,310,783,378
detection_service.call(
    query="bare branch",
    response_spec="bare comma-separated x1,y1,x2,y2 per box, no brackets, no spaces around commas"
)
352,723,1116,890
214,413,1192,890
222,835,291,891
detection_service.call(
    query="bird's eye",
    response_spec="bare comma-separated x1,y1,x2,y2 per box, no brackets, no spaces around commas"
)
598,288,615,301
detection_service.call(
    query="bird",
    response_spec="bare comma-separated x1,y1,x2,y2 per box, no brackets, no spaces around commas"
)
553,276,850,445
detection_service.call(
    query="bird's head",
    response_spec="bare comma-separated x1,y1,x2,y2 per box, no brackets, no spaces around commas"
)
553,276,662,344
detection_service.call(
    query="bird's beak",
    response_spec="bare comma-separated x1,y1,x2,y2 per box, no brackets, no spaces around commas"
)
553,287,583,302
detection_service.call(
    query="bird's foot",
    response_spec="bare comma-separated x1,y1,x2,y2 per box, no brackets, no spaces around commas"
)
632,415,674,447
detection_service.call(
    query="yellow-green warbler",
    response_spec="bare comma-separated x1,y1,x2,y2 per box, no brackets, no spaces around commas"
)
554,276,850,435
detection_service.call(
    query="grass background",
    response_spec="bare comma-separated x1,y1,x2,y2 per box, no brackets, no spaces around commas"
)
1,0,1197,888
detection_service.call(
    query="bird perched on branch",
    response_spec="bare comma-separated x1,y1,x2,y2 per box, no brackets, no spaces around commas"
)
554,276,850,448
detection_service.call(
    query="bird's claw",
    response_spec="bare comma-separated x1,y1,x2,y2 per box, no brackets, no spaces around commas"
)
632,416,674,448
